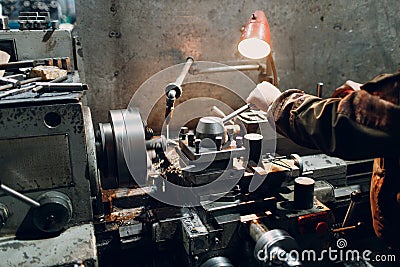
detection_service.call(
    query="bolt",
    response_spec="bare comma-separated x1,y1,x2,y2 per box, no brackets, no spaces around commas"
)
215,136,222,151
180,127,188,140
187,132,195,147
195,139,201,154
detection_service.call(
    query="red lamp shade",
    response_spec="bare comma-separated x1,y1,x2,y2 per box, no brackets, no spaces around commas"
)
238,10,271,59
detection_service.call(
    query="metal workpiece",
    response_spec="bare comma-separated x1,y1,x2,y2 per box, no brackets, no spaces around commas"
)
146,135,167,152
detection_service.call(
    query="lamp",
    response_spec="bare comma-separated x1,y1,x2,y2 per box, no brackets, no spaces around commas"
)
238,10,278,86
238,10,271,60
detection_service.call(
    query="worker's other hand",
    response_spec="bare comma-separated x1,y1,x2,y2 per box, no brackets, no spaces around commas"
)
246,81,281,112
331,80,362,98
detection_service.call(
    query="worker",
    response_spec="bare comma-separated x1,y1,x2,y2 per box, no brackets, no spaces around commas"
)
246,72,400,252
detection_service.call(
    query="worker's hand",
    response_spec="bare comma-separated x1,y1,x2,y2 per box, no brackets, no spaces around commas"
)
246,81,281,112
331,80,362,98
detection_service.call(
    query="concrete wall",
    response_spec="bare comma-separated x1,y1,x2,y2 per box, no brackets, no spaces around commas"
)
75,0,400,131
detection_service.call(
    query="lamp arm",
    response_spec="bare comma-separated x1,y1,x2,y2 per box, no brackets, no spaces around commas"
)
257,53,278,86
268,53,279,87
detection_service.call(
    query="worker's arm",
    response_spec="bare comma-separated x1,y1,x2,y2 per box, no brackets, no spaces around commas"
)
268,86,400,160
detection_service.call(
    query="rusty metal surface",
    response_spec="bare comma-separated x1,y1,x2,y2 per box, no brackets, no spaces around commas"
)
75,0,400,131
0,223,97,267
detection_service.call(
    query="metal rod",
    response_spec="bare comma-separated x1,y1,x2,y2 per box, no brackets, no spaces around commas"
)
211,106,226,117
50,75,68,83
332,224,358,233
222,103,253,123
0,184,41,207
0,83,14,91
192,64,261,75
175,57,194,86
0,76,42,91
20,76,42,85
35,82,88,91
0,84,36,98
341,201,355,228
0,60,35,70
341,191,361,228
211,106,234,125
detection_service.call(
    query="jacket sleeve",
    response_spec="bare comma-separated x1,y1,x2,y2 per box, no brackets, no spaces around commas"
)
268,89,400,160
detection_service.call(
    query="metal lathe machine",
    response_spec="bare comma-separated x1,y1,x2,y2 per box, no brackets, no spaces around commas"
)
0,12,385,267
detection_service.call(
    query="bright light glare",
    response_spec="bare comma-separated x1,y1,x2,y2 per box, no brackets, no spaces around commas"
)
238,38,271,59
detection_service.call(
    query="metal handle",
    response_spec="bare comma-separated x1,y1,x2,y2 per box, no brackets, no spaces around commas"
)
0,181,41,207
175,56,194,87
222,103,254,124
341,191,361,227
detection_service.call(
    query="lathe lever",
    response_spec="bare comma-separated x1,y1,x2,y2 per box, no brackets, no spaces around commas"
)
0,180,41,207
341,190,362,228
